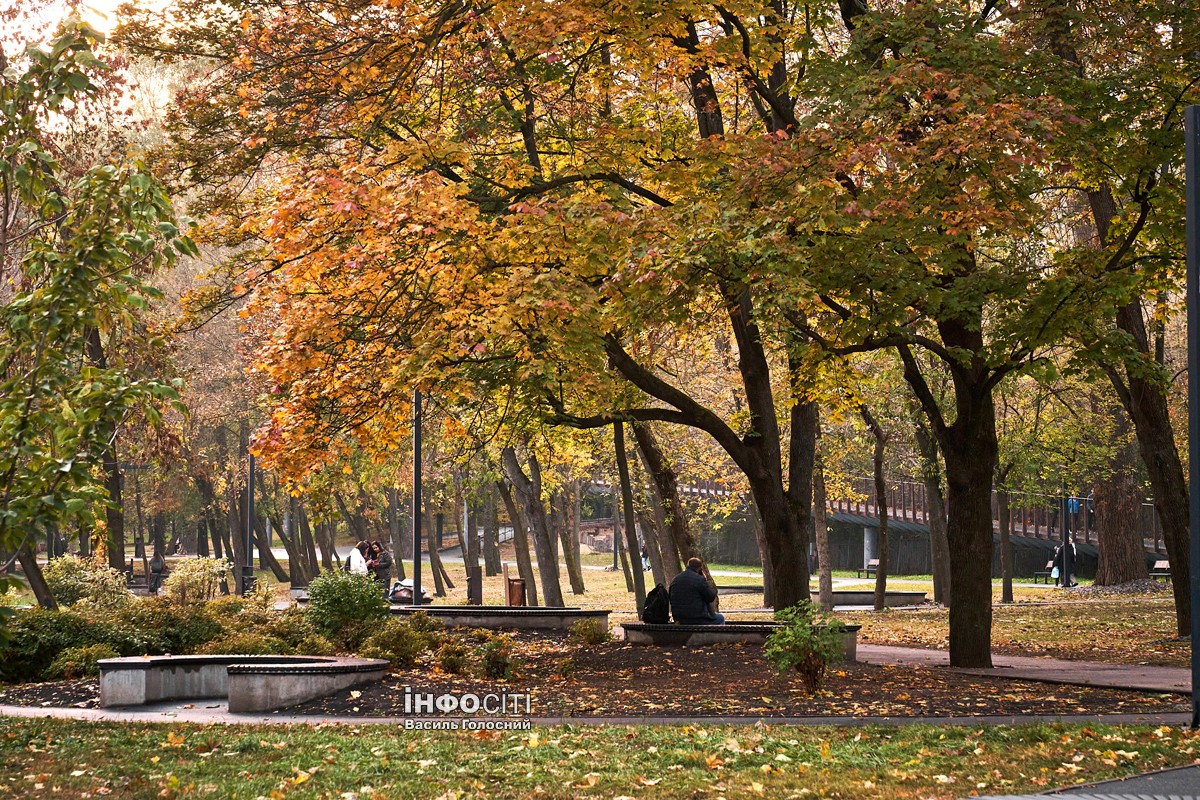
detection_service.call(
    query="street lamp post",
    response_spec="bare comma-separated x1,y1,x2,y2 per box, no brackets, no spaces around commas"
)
412,389,422,607
242,453,256,596
1184,103,1199,730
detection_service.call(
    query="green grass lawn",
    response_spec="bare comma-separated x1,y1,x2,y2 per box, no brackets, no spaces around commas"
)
1,718,1195,799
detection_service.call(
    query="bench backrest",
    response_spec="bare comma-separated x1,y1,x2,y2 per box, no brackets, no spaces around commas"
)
1152,560,1169,569
867,559,879,567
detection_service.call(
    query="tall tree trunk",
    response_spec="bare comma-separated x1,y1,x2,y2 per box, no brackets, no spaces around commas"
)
1094,416,1149,585
387,488,406,582
612,483,634,592
631,422,690,577
900,342,998,668
748,497,773,608
196,519,209,557
614,422,647,614
501,448,564,607
813,422,834,611
84,328,126,572
498,479,538,606
860,406,890,612
997,487,1013,603
255,517,289,581
464,494,481,579
17,541,57,609
914,416,951,604
429,513,454,595
554,490,585,594
271,514,305,584
483,486,501,576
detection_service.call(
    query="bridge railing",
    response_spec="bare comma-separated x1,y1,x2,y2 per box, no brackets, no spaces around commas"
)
829,477,1166,555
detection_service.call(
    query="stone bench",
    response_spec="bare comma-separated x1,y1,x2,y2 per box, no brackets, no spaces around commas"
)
621,621,860,662
98,654,388,712
390,605,609,631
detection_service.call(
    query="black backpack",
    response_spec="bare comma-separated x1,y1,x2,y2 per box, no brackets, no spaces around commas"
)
643,583,670,624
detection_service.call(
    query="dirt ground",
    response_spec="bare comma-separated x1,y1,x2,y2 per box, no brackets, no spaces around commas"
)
3,636,1184,719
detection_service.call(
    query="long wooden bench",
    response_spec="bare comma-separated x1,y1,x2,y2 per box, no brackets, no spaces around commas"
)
621,621,860,662
1149,560,1171,580
98,654,388,712
856,559,879,578
390,605,609,631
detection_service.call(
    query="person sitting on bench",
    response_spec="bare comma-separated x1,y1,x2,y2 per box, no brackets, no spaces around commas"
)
669,557,724,625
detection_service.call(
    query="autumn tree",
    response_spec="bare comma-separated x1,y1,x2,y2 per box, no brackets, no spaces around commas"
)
1,18,192,608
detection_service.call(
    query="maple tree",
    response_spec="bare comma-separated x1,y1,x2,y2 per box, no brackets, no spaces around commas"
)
119,0,1200,665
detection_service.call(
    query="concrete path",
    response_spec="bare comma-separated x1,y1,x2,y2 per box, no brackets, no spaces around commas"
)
977,763,1200,799
858,645,1192,695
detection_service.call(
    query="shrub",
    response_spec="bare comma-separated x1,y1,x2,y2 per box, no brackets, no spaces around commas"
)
435,640,470,674
0,608,144,682
197,632,291,655
477,634,518,680
567,619,611,645
45,644,120,680
764,601,846,693
358,619,427,668
42,555,131,608
405,611,444,635
106,597,223,655
294,634,338,656
305,570,388,644
162,557,232,604
259,610,321,651
553,656,576,678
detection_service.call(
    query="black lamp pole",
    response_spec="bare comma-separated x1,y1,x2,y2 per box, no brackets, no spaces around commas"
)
412,389,422,607
1184,103,1199,730
243,453,256,595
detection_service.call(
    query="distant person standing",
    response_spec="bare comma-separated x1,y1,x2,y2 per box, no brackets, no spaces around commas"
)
347,541,370,575
368,541,393,590
1054,536,1078,588
148,549,166,594
669,557,724,625
641,544,650,572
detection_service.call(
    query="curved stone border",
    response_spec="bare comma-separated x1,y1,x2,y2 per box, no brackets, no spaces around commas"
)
99,655,388,712
391,605,610,631
621,622,861,662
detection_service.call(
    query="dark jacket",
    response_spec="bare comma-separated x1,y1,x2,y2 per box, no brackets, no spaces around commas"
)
669,568,718,623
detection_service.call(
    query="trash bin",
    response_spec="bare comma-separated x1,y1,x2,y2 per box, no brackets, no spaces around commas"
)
506,578,526,607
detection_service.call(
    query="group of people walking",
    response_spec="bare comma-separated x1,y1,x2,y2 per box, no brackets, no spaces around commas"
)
346,540,393,591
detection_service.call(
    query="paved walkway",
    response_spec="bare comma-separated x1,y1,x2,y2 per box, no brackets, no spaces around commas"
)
858,645,1192,695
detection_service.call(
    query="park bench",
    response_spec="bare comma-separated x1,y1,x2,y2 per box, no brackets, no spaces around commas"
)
390,605,610,632
1149,560,1171,580
856,559,879,578
621,621,860,662
1033,560,1055,584
98,654,388,712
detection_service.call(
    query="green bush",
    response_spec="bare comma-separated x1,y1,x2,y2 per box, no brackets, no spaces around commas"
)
197,632,291,655
0,608,145,682
294,634,338,656
162,557,232,604
553,656,576,678
435,640,470,674
764,601,846,693
358,619,427,668
305,570,388,645
405,610,444,635
42,555,132,608
105,597,223,655
45,644,120,680
477,634,518,680
567,619,611,645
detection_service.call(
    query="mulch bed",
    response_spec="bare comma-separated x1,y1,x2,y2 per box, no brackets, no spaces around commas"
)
0,637,1185,719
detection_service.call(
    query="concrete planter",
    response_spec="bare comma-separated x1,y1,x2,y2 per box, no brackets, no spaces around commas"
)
98,655,387,711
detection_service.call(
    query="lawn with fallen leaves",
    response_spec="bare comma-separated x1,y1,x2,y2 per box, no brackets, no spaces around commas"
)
1,718,1196,799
